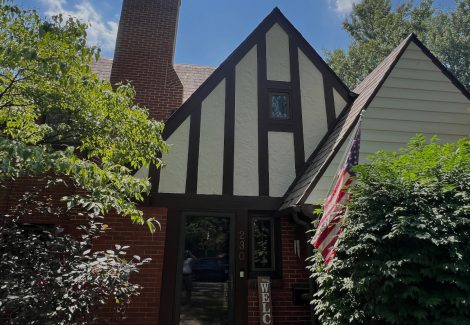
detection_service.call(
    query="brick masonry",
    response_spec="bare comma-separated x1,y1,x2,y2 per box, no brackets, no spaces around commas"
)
248,218,311,325
0,177,168,325
110,0,183,121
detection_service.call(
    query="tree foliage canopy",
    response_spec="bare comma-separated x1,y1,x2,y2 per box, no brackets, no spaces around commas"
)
0,1,166,323
311,136,470,324
327,0,470,90
0,1,167,227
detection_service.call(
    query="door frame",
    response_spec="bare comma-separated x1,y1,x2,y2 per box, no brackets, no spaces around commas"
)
159,209,246,325
173,211,236,325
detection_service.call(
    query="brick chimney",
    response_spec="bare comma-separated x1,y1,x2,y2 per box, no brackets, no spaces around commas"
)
110,0,183,121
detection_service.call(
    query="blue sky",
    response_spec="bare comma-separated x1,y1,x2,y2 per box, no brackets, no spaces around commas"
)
18,0,455,67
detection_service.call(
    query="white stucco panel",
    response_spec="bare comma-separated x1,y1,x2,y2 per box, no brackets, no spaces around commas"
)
159,116,190,193
134,166,149,179
234,46,259,196
266,23,290,82
333,88,347,119
299,48,328,160
268,131,296,198
197,79,226,195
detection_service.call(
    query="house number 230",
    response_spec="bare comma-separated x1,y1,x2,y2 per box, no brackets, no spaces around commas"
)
238,230,245,261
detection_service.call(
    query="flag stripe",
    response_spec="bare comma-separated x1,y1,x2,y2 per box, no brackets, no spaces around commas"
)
312,122,361,266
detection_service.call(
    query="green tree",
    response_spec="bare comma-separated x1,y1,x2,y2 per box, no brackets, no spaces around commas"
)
0,1,166,323
327,0,469,90
311,136,470,324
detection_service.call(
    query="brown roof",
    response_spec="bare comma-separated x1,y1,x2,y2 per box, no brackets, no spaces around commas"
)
91,58,113,81
280,34,415,210
90,58,215,103
174,64,216,102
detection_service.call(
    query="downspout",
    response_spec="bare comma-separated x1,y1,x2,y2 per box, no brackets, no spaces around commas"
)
291,205,318,325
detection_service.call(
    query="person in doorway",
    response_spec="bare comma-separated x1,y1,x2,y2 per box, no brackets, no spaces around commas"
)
182,250,197,305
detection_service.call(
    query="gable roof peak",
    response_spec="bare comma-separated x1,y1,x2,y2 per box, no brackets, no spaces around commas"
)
280,32,470,211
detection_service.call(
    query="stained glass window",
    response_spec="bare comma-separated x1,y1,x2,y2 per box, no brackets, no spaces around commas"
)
269,93,290,119
252,217,275,271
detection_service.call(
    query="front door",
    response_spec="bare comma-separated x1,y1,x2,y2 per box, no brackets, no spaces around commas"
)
175,214,234,325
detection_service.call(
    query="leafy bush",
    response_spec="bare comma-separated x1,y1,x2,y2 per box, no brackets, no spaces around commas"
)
0,186,150,325
311,136,470,324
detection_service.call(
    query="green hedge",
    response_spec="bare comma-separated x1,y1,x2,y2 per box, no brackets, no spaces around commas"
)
311,135,470,325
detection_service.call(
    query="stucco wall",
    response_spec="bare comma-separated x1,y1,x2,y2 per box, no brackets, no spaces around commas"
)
268,131,296,197
159,117,190,193
197,80,226,194
266,23,290,82
234,46,259,196
298,48,328,160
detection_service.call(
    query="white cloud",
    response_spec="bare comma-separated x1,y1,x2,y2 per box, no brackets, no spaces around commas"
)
40,0,118,54
331,0,363,16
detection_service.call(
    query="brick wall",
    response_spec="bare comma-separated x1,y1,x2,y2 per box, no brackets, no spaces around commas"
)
110,0,183,121
94,207,168,325
248,217,311,325
0,178,168,325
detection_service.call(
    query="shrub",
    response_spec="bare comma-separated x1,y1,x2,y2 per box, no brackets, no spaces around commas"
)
311,135,470,325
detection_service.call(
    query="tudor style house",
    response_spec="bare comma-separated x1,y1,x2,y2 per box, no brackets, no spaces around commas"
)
90,1,470,324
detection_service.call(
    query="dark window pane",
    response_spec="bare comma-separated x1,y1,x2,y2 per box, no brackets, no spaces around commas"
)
252,218,274,270
270,93,289,119
179,216,231,324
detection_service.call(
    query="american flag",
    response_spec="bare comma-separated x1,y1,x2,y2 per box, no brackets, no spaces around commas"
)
312,123,361,266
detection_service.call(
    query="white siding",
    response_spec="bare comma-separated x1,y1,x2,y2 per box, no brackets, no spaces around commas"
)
266,23,290,82
268,131,296,197
299,48,328,160
306,41,470,204
197,80,226,194
234,46,259,196
159,117,191,193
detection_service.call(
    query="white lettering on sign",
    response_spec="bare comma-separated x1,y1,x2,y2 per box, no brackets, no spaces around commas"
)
258,276,273,325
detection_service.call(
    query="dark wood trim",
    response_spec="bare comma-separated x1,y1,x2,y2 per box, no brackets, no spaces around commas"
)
156,7,355,199
223,69,236,195
163,8,353,142
410,34,470,100
162,8,277,140
185,104,201,194
148,161,160,199
266,122,295,132
266,80,291,90
150,193,283,210
289,37,305,175
323,80,336,130
257,36,269,196
158,209,182,325
235,209,248,325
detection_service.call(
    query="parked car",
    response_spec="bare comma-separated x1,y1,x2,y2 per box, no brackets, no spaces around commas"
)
192,257,229,282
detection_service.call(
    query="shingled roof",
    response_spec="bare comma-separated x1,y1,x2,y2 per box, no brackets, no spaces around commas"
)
279,34,415,211
174,64,216,102
91,58,113,81
91,58,215,103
